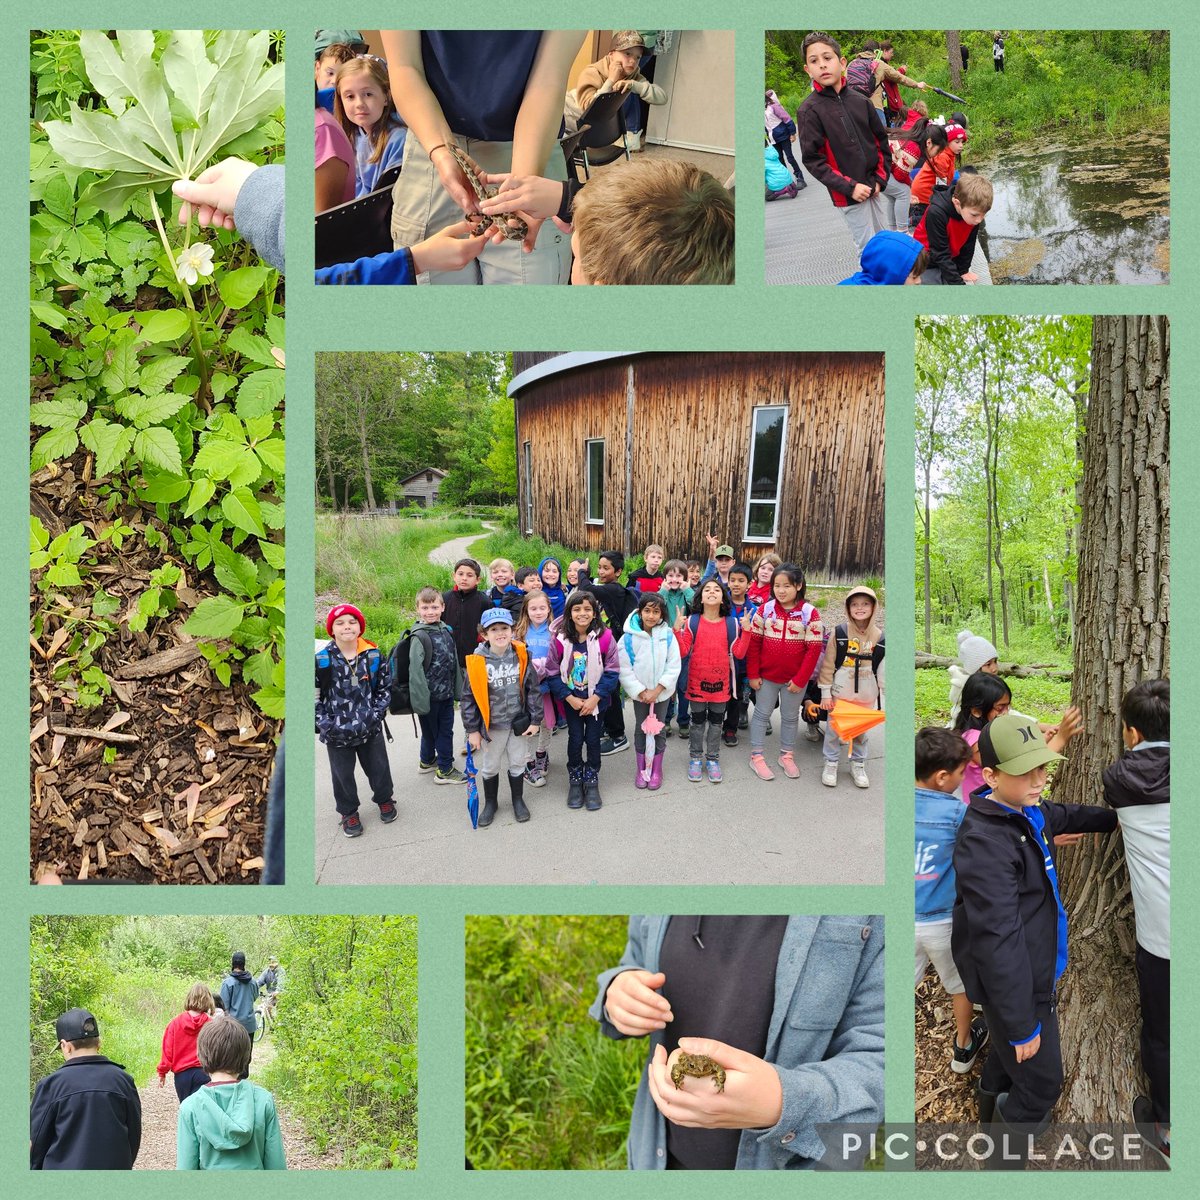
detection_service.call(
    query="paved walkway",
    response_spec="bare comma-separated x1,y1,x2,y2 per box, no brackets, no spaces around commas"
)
429,522,496,567
315,714,884,886
765,169,990,285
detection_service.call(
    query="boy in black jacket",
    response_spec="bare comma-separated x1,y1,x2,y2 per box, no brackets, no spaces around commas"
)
797,32,890,252
951,712,1116,1154
441,558,490,668
913,172,993,285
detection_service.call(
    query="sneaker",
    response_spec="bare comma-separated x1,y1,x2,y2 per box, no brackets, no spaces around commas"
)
535,750,550,774
524,762,547,788
418,759,436,773
737,715,749,730
706,759,722,783
749,753,775,781
777,751,801,779
600,734,629,755
340,812,364,838
677,722,690,739
722,730,738,747
378,801,398,824
688,758,704,782
850,762,870,789
821,761,838,787
951,1017,989,1074
434,766,467,785
804,723,821,743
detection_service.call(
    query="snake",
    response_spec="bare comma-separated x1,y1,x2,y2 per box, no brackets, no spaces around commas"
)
449,144,529,242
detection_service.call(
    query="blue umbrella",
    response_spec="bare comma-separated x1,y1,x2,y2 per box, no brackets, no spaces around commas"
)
465,745,479,829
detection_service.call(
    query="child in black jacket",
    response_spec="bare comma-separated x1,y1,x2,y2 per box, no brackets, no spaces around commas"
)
913,172,993,285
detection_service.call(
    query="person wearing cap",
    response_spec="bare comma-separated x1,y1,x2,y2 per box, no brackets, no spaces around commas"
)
699,533,737,589
316,603,396,838
315,29,368,90
461,607,543,826
948,629,999,726
951,712,1117,1155
31,1008,142,1169
219,952,261,1064
563,30,667,139
256,956,285,1023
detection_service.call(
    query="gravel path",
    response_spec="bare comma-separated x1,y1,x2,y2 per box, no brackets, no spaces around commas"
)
135,1037,340,1170
428,521,497,566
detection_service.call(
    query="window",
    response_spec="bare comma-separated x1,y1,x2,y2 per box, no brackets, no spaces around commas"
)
522,441,533,533
743,406,788,542
585,439,605,525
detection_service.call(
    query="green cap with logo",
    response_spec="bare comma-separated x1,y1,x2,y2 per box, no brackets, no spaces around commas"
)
978,713,1064,775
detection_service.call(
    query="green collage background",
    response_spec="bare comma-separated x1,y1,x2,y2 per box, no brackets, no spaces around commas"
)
4,1,1192,1192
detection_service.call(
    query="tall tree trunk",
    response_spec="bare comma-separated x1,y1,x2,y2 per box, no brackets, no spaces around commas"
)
980,346,998,648
945,31,963,92
1053,316,1169,1128
356,388,377,511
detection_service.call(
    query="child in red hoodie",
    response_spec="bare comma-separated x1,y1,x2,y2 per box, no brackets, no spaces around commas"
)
158,982,214,1101
673,578,750,784
746,565,824,781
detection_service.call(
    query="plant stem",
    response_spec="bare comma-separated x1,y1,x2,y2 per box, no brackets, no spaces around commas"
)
148,190,211,410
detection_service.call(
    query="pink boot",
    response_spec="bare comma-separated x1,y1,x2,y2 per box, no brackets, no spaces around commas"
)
634,751,648,789
648,752,665,790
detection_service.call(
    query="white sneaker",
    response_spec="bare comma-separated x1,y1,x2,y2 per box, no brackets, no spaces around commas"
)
851,762,869,789
821,761,838,787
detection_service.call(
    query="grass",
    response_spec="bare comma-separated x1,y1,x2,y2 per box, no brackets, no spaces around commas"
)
91,968,194,1085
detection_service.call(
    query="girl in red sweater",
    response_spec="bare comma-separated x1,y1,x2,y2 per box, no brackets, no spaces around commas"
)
746,565,824,781
674,579,750,783
158,982,214,1101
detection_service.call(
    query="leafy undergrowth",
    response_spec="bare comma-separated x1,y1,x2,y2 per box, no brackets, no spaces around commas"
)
30,31,285,882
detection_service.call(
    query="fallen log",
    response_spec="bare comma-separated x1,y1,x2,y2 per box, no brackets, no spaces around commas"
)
113,642,203,679
915,651,1073,680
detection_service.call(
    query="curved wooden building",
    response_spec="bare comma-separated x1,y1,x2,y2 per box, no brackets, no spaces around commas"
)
510,351,884,580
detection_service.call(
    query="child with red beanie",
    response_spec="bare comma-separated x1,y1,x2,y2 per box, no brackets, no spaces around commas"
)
315,603,395,837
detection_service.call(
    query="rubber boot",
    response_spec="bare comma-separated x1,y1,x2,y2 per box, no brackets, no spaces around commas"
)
648,751,665,790
976,1079,1000,1125
478,775,499,828
986,1092,1050,1171
583,765,603,811
634,751,648,789
567,766,584,809
509,772,530,823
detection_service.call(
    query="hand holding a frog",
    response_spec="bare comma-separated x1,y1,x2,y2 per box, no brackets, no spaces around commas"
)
648,1038,784,1131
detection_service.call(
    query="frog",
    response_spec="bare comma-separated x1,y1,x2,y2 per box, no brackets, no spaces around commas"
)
449,144,528,242
670,1051,726,1093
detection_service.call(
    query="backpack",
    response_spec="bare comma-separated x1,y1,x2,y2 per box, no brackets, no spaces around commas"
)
833,624,885,696
316,641,394,741
844,55,879,101
386,628,434,715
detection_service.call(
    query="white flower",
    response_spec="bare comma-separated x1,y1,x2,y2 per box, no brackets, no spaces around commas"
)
176,242,215,286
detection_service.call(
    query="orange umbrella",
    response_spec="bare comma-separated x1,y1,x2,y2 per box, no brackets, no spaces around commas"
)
829,699,885,753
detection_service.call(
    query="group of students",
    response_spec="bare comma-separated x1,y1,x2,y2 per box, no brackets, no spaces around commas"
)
31,953,288,1171
316,540,885,835
767,32,994,286
313,29,734,285
915,631,1170,1163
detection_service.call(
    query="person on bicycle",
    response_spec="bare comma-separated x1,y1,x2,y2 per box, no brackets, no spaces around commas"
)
256,957,284,1022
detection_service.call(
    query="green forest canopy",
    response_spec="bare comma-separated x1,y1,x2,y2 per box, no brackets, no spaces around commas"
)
315,351,515,512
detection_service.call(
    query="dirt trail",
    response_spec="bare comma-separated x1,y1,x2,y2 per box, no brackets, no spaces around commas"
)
134,1036,340,1169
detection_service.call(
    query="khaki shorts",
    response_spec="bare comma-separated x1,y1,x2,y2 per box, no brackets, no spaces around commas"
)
390,135,571,285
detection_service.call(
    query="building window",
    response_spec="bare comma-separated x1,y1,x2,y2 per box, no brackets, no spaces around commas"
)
743,405,788,542
585,439,605,525
522,440,533,533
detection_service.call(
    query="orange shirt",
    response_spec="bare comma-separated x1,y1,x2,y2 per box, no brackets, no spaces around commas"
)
910,147,957,205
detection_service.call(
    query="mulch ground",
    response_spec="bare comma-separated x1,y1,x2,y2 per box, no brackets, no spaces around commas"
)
31,451,279,883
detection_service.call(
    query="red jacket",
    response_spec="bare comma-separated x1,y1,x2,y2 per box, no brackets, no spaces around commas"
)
158,1010,211,1079
746,599,823,687
675,615,749,703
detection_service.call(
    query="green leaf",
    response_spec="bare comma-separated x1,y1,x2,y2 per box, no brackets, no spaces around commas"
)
193,437,259,486
242,648,277,688
210,372,237,404
133,426,184,475
32,424,80,469
161,29,218,125
258,540,285,570
93,589,122,617
259,499,285,530
236,368,285,419
30,301,73,331
137,309,189,343
46,561,84,588
217,265,271,310
41,175,75,221
139,474,190,503
251,683,286,719
184,477,216,518
222,487,266,537
233,615,272,644
212,541,260,598
116,391,189,426
75,223,107,263
45,102,177,180
225,325,277,367
254,437,285,475
107,221,156,268
183,594,246,639
100,330,140,394
138,355,191,394
80,418,135,477
30,394,86,429
30,516,50,553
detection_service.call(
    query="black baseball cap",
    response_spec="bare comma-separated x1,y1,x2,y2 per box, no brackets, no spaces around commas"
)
56,1008,99,1041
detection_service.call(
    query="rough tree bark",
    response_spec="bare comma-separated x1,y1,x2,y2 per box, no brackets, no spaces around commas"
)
945,31,963,93
1052,315,1169,1129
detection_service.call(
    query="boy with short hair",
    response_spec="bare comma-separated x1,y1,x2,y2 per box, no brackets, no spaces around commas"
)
316,604,396,838
442,558,489,668
659,560,695,736
564,29,667,134
685,560,703,589
913,173,993,285
722,563,758,745
579,550,637,753
915,728,988,1073
797,32,890,252
460,608,542,827
488,558,525,614
177,1021,286,1170
409,587,466,785
1103,680,1170,1156
699,533,737,586
569,158,734,285
953,712,1117,1146
627,544,666,592
515,566,543,592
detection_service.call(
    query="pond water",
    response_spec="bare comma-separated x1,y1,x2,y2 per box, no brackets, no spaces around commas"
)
975,132,1169,284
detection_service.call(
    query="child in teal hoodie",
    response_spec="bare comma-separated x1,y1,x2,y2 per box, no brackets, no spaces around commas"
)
177,1021,286,1170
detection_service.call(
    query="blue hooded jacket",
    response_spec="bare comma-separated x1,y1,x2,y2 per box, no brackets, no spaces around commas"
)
538,557,566,618
838,230,923,286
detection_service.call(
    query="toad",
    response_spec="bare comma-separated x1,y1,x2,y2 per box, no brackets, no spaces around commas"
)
670,1051,726,1093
